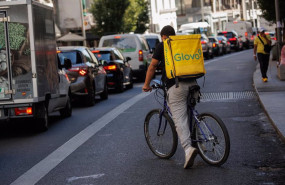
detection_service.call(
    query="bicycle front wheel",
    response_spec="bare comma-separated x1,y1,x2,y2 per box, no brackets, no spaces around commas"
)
144,109,178,159
195,112,230,166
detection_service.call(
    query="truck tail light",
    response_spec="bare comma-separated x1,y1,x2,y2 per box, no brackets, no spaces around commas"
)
15,107,33,116
201,41,206,44
139,50,143,61
104,65,117,71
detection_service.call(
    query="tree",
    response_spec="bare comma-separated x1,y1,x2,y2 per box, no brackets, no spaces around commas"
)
134,0,149,33
257,0,285,24
90,0,130,36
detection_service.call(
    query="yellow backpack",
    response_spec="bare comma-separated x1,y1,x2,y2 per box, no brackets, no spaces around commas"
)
164,34,206,82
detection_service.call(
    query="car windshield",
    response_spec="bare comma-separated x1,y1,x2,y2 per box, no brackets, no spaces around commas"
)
58,51,79,65
209,38,216,42
216,37,224,41
102,37,136,52
146,38,159,49
94,51,112,63
218,32,234,39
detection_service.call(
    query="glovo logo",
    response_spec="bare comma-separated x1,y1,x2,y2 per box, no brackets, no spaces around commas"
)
164,47,170,66
174,49,202,62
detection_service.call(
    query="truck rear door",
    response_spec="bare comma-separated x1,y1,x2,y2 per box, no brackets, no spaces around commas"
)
0,11,12,100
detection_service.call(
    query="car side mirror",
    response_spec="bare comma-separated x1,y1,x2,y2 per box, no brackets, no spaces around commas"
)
64,58,72,69
126,57,131,62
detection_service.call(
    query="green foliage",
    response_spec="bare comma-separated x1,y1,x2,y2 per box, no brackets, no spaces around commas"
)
90,0,130,36
257,0,285,23
0,23,26,50
90,0,149,35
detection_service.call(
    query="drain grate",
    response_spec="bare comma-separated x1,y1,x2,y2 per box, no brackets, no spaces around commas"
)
200,91,257,102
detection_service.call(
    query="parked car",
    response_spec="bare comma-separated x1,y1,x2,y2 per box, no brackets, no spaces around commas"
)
216,36,231,54
266,31,277,45
98,34,152,81
201,34,214,59
57,46,108,106
208,36,223,56
91,47,133,92
218,31,243,51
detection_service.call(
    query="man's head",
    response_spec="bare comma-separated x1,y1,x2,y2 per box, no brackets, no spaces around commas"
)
259,27,266,36
160,25,176,39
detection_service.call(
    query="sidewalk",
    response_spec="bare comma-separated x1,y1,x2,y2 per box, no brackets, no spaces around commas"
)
253,59,285,142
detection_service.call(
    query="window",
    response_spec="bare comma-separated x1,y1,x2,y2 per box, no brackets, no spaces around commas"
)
102,37,137,52
87,49,99,65
176,0,185,16
58,51,82,65
82,49,92,63
113,49,124,60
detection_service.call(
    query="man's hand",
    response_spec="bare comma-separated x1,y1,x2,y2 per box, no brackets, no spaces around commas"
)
142,85,152,92
254,55,257,61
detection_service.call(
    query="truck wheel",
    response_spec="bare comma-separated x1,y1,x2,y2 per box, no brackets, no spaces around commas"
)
60,96,72,118
37,104,49,132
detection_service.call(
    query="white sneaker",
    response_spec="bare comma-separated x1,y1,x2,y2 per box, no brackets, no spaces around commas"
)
184,147,198,169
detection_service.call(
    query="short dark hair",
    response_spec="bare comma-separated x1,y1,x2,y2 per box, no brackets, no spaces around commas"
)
160,25,176,37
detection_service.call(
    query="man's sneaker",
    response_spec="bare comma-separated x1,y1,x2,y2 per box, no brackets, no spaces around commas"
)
184,147,198,169
262,78,268,82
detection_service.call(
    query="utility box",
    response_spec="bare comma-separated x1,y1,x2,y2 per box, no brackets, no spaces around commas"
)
0,0,72,131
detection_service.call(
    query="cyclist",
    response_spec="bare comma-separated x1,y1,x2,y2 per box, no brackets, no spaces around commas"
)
142,25,198,169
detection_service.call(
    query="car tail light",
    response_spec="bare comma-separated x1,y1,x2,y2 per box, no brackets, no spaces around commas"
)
213,43,216,47
229,38,237,41
227,41,230,44
245,32,248,37
222,31,227,34
104,65,117,71
201,40,206,44
69,67,88,76
219,40,222,43
92,50,100,53
273,37,277,40
108,82,115,85
114,36,121,39
251,35,254,40
65,74,70,81
15,107,33,116
139,50,143,61
57,50,61,53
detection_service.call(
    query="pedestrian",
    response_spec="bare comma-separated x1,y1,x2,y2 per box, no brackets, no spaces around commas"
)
142,25,198,169
253,28,272,82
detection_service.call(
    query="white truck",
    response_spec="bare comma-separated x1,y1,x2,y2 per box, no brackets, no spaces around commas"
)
0,0,72,131
225,21,254,49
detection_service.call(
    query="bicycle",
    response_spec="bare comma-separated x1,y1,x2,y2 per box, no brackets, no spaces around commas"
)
144,80,230,166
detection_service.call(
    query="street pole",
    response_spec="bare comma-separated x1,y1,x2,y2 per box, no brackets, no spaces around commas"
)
275,0,282,61
275,0,285,80
200,0,204,22
80,0,87,46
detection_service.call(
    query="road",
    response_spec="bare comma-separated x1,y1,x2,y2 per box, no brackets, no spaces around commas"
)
0,49,284,185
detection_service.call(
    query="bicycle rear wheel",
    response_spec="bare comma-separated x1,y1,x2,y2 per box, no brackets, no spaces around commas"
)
144,109,178,159
195,112,230,166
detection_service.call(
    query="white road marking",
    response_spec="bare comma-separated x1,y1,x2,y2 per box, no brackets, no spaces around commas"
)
66,174,105,183
205,50,251,65
10,92,151,185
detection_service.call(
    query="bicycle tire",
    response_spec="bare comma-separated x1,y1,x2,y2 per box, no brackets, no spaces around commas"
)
194,112,230,166
144,109,178,159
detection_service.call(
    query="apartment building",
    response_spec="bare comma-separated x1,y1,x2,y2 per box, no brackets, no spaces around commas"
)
149,0,178,32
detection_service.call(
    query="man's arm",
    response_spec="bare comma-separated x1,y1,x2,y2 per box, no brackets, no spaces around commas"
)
142,58,159,92
253,44,257,61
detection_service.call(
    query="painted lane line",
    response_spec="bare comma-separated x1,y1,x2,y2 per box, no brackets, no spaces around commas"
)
67,174,105,183
10,92,151,185
205,50,251,65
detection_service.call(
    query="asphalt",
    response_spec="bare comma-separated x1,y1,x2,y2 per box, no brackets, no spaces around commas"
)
253,58,285,142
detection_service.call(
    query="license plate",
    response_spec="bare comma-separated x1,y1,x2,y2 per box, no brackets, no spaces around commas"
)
107,74,114,77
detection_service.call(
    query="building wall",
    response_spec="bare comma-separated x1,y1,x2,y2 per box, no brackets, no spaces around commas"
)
149,0,177,33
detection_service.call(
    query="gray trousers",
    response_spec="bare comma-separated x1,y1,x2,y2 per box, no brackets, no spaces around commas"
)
167,80,198,152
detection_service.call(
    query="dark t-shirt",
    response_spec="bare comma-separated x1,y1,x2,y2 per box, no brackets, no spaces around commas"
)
152,42,175,89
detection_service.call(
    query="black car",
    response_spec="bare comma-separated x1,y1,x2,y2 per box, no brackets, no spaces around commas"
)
57,46,108,106
218,31,243,51
91,47,133,92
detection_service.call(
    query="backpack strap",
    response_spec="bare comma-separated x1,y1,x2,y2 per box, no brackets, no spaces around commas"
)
258,36,265,45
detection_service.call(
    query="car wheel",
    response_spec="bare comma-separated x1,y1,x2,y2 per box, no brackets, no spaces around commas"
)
60,95,72,118
116,74,124,93
100,80,108,100
86,84,95,106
